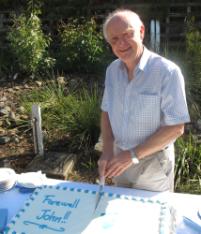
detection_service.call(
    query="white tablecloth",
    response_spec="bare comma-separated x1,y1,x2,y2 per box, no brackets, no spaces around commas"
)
0,178,201,234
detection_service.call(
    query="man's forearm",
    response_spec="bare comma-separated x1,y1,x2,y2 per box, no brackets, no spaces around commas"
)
135,124,184,160
101,112,114,155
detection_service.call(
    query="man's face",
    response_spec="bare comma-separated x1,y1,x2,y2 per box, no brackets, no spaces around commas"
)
106,16,144,64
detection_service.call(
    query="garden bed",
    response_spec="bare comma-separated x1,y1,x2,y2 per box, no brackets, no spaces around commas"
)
0,77,101,184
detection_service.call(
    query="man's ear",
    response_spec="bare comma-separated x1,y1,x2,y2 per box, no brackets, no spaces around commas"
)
140,25,145,41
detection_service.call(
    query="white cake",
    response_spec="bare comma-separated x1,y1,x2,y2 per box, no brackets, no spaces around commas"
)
6,185,174,234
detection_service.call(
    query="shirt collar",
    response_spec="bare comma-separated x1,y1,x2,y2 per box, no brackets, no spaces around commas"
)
137,47,151,71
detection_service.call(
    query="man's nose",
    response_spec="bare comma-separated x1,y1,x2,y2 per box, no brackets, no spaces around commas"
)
117,37,127,47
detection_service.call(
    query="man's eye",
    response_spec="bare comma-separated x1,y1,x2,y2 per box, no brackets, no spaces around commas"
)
111,38,118,44
125,31,134,38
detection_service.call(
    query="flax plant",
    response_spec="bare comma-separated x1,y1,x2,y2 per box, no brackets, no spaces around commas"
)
19,79,101,152
175,134,201,194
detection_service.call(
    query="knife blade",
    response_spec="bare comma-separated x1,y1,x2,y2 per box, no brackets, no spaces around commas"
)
94,176,105,213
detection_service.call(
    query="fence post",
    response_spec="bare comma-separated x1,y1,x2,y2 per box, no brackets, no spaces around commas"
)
32,104,44,157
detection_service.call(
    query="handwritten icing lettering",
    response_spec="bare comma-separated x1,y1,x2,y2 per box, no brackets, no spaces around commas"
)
36,209,72,224
43,195,80,208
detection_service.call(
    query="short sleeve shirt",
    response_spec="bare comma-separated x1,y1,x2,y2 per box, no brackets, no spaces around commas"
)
101,47,190,150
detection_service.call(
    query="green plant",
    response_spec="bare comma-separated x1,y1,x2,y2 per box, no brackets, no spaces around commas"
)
175,134,201,194
7,5,55,77
20,79,101,151
185,17,201,120
58,18,108,73
68,85,101,150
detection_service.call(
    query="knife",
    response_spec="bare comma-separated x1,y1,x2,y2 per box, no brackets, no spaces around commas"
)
94,176,105,213
183,216,201,232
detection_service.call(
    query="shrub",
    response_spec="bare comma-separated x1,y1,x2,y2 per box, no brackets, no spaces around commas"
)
7,11,55,77
175,134,201,194
20,79,101,151
185,17,201,120
57,18,108,74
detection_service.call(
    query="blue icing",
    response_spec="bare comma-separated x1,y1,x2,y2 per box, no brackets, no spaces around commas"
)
70,188,75,191
36,210,72,223
108,193,113,197
159,226,165,234
42,194,80,208
148,199,154,203
4,227,10,233
92,191,96,194
62,187,67,190
23,221,65,232
100,213,106,216
102,223,113,229
84,190,89,193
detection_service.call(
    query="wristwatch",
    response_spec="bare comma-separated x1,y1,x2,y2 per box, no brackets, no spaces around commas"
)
129,149,139,164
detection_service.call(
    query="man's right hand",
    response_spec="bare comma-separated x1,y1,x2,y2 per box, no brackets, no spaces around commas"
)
98,154,111,178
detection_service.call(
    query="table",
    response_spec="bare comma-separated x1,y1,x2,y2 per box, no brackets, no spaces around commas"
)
0,178,201,234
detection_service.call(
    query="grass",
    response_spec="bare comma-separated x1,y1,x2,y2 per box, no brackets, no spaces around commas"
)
175,134,201,194
19,79,101,154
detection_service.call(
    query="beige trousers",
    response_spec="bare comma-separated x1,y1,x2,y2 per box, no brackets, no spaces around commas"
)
113,145,175,192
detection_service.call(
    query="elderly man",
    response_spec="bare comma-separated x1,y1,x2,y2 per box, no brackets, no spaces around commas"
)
98,9,190,192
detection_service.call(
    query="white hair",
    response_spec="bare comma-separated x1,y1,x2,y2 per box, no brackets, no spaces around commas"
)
103,9,144,42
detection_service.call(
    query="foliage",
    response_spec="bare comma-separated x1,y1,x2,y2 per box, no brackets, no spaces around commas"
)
162,17,201,123
20,79,101,151
7,10,55,77
175,134,201,194
57,18,109,73
69,85,101,149
185,17,201,120
0,46,11,78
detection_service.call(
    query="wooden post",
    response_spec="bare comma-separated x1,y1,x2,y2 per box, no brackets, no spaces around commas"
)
32,104,44,157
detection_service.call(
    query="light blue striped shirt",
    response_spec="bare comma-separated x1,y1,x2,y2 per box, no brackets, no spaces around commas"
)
101,47,190,150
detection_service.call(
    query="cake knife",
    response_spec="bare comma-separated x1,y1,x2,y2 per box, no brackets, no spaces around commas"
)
94,176,105,213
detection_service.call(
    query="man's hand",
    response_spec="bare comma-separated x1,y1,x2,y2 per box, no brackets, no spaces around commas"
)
105,150,133,178
98,153,111,178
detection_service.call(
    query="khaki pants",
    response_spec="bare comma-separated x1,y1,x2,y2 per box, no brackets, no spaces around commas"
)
113,145,175,192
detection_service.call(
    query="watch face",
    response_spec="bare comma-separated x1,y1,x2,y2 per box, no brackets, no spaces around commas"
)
130,150,139,164
132,157,139,164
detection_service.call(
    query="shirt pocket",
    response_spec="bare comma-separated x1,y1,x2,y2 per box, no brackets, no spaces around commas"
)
130,93,160,131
